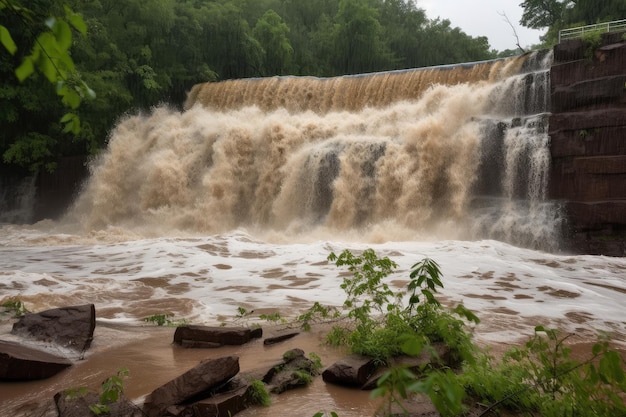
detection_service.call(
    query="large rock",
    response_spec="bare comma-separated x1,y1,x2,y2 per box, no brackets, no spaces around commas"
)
11,304,96,352
143,355,240,417
322,354,376,388
54,389,142,417
0,339,72,380
191,381,255,417
173,325,263,347
264,348,319,394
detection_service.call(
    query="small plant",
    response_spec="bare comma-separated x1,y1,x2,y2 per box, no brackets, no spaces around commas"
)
308,352,323,373
1,298,29,317
248,379,271,406
259,311,286,323
312,412,338,417
144,313,187,327
236,306,254,319
297,302,340,331
581,30,603,61
326,249,478,363
292,369,314,385
89,368,130,415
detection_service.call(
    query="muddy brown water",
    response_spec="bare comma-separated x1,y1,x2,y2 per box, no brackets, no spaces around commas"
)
1,322,381,417
2,318,624,417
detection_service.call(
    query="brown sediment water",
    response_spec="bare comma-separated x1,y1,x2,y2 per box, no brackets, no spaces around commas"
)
1,322,381,417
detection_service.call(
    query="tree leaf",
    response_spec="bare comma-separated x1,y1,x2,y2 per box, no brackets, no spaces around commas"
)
15,58,35,82
0,25,17,55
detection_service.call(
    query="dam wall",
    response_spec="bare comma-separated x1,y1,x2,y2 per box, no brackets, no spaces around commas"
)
549,31,626,256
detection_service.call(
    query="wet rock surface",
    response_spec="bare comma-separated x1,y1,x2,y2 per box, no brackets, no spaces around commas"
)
0,339,72,380
11,304,96,352
549,33,626,256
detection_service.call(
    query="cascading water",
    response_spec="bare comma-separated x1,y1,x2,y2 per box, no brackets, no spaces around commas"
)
0,175,36,224
67,49,562,250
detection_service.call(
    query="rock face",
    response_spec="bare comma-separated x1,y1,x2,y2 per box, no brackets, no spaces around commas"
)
143,355,240,417
549,31,626,256
0,339,72,380
173,325,263,347
11,304,96,352
54,390,143,417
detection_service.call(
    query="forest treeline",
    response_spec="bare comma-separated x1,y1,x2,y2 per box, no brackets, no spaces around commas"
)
1,0,625,172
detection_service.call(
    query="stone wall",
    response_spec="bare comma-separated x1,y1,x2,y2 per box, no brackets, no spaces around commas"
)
549,31,626,256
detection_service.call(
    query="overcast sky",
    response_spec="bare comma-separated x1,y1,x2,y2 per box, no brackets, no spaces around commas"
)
417,0,546,51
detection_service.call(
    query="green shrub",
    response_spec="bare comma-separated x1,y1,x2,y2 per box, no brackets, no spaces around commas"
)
249,379,271,406
461,327,626,416
326,249,479,364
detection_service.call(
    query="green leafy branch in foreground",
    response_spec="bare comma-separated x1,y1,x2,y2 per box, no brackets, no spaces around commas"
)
321,249,626,417
462,326,626,417
0,1,94,134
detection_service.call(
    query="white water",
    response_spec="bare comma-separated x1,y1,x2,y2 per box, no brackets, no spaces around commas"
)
1,226,625,344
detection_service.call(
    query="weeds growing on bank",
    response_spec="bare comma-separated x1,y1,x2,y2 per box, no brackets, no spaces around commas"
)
307,248,626,417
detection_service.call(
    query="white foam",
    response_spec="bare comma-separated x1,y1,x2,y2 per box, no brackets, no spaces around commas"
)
1,226,624,345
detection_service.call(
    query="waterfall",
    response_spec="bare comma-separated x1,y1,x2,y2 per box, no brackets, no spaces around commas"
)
67,50,563,250
0,175,36,224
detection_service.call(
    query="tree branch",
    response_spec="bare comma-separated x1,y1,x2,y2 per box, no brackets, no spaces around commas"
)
498,11,526,53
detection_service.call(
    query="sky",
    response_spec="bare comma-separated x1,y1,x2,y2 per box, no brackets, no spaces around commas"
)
417,0,546,51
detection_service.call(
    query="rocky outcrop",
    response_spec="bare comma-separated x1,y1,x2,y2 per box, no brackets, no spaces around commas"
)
173,325,263,348
54,390,142,417
11,304,96,352
549,31,626,256
143,355,240,417
0,339,72,380
143,348,321,417
322,354,377,387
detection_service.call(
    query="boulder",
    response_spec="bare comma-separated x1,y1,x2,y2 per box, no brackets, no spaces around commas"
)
143,355,240,417
265,348,319,394
191,383,255,417
11,304,96,352
263,330,300,345
54,389,142,417
173,325,263,347
322,354,377,388
0,339,72,380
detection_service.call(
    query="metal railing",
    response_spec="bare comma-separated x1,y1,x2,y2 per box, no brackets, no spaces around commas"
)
559,19,626,43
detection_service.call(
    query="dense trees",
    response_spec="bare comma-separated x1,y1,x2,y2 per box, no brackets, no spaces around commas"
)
1,0,508,172
520,0,626,45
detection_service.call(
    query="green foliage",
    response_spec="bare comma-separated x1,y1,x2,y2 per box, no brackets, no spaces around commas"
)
0,298,29,317
297,302,340,332
259,311,286,324
581,29,603,61
2,0,498,171
312,412,338,417
308,352,323,373
249,379,271,407
88,368,129,415
462,327,626,416
327,249,478,364
143,313,187,327
1,1,93,135
519,0,626,46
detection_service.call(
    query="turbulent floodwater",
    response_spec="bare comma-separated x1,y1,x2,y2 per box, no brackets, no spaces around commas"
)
1,50,625,415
